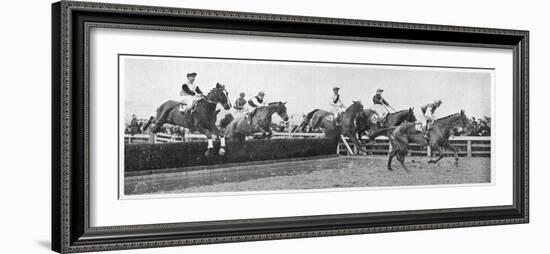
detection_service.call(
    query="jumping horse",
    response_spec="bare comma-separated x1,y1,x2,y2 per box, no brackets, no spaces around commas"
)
148,83,231,156
224,102,289,142
299,101,365,155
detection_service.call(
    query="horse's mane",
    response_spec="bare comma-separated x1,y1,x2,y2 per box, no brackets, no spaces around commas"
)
268,101,282,106
207,87,220,95
436,112,461,122
344,102,362,113
390,109,408,116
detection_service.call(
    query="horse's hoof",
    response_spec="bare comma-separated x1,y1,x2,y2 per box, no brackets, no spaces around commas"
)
387,167,393,171
205,149,212,157
428,160,434,164
219,148,226,156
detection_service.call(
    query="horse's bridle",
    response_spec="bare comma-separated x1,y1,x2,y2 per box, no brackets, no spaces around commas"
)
202,88,229,106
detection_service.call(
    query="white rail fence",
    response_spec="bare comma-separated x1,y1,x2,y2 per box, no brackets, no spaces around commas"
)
124,132,490,157
337,136,491,157
124,131,323,144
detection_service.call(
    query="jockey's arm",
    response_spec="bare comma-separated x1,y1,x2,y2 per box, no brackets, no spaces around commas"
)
248,99,257,108
382,98,390,106
181,84,196,96
194,86,204,96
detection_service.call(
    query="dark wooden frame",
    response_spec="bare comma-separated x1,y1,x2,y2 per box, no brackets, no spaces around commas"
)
52,1,529,253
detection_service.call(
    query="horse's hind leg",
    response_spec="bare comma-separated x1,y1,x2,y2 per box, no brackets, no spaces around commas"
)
387,149,398,170
397,151,410,173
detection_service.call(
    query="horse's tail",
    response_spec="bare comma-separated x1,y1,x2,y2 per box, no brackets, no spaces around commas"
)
299,109,319,131
219,113,234,129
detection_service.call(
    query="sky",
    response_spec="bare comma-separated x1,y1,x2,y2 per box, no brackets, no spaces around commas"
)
122,55,492,123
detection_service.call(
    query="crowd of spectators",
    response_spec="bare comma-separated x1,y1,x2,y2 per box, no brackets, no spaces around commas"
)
124,114,186,137
451,116,491,137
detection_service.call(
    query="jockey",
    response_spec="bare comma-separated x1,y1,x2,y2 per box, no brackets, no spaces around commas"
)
179,72,204,112
233,92,247,118
329,86,346,118
130,114,138,127
421,99,443,139
246,91,267,125
370,88,391,126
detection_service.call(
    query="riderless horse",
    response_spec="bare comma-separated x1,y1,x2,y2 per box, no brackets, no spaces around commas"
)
224,101,289,142
381,110,469,171
355,107,416,140
299,101,365,155
147,83,231,156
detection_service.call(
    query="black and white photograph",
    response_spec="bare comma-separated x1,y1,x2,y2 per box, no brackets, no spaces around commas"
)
34,0,538,253
121,54,493,197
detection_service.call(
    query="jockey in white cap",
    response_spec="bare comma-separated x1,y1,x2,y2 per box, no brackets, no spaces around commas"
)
329,86,346,118
370,88,392,126
421,99,443,139
179,72,204,112
246,91,267,125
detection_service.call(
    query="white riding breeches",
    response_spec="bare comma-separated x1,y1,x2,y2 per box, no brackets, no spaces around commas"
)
370,104,388,117
330,105,346,116
180,95,194,106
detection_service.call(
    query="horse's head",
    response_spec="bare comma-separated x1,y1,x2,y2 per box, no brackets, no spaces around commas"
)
207,83,231,110
347,101,364,114
406,107,417,122
458,110,469,127
272,101,289,121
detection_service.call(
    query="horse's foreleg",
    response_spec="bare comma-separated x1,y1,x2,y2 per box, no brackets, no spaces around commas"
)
347,132,365,155
218,129,227,156
196,125,214,156
443,141,459,166
256,126,269,139
428,146,445,164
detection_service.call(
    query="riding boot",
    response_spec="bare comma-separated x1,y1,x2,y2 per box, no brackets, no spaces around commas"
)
424,125,431,140
179,104,186,112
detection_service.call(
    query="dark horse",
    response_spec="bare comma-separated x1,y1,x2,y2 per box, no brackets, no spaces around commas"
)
149,83,231,156
224,102,289,142
355,108,416,140
384,110,469,171
300,101,365,155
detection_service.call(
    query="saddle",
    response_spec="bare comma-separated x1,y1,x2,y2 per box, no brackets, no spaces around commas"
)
180,98,203,115
371,113,387,127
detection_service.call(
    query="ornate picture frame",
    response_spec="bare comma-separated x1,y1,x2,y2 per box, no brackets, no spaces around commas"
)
52,1,528,253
